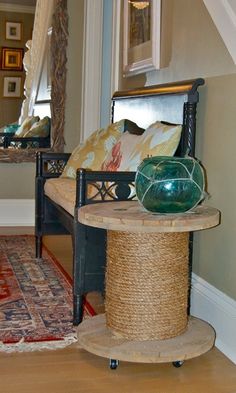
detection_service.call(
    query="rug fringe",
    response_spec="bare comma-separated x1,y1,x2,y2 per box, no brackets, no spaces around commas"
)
0,334,78,353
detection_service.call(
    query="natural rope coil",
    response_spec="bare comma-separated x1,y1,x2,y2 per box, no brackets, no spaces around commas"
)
105,230,189,340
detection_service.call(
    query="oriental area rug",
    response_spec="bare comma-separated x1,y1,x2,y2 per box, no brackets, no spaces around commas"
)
0,235,95,353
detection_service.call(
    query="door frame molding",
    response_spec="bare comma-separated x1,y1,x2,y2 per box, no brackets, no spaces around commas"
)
80,0,103,142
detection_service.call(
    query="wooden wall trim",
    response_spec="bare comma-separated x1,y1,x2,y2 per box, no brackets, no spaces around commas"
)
80,0,103,142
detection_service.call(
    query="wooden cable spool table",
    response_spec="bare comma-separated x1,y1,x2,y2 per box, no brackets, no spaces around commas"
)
78,201,220,369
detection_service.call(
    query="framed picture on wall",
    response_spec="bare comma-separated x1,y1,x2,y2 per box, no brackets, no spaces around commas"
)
1,47,24,71
5,21,22,41
123,0,161,77
3,76,22,98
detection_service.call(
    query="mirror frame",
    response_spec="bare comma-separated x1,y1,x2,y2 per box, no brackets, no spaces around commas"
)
0,0,68,163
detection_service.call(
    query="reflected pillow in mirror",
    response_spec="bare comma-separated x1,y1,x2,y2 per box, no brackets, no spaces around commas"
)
4,123,19,134
23,116,51,138
101,121,182,172
61,119,140,179
14,116,40,137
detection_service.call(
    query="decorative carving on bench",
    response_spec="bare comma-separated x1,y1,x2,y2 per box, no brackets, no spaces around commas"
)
36,153,70,178
45,159,68,175
86,180,136,203
183,102,197,156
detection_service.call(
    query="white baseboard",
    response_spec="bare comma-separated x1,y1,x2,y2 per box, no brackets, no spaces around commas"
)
0,199,35,226
191,273,236,364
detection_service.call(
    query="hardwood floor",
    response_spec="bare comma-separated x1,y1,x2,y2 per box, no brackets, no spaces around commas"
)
0,228,236,393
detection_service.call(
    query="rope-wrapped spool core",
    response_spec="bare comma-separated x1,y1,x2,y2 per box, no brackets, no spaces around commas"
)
105,230,189,340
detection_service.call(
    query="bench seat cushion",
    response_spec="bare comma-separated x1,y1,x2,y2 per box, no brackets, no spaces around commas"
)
44,178,76,216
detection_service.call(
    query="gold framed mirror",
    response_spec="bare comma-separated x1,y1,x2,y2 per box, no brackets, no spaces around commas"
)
0,0,68,163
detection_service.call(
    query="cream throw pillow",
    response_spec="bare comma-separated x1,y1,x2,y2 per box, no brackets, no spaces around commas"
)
101,121,182,172
61,119,137,179
15,116,40,137
23,116,50,138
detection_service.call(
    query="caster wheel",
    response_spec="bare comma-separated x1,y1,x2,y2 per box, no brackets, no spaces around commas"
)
172,360,184,368
109,359,119,370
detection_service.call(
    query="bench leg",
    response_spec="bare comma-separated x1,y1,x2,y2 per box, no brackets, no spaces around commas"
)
73,294,84,325
35,235,42,258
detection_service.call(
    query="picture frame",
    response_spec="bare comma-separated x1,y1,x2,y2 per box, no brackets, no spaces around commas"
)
3,76,22,98
5,21,22,41
123,0,161,77
1,47,24,71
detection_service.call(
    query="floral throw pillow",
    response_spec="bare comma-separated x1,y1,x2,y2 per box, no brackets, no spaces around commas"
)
101,121,182,172
101,132,140,171
61,119,138,179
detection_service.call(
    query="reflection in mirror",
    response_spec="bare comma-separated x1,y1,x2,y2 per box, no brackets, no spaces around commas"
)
0,0,68,163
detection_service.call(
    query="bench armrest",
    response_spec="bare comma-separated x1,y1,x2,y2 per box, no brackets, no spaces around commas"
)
75,168,136,208
36,151,71,178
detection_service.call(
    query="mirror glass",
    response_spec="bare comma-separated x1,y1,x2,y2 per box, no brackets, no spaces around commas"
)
0,0,68,163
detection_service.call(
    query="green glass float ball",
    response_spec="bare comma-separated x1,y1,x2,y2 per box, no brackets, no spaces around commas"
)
135,156,205,214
